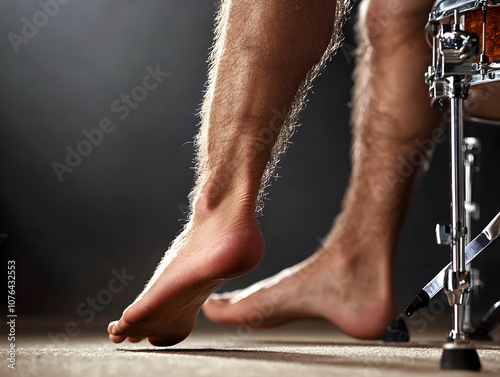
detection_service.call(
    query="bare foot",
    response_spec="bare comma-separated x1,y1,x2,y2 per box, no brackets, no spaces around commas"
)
202,222,396,340
108,195,265,346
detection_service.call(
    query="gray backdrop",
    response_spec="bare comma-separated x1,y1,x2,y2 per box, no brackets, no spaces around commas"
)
1,1,500,335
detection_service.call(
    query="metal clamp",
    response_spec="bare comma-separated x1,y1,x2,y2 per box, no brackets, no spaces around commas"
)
436,223,452,245
444,269,471,307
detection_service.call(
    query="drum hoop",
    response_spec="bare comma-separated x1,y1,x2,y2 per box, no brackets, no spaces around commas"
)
432,0,500,21
467,68,500,125
470,64,500,86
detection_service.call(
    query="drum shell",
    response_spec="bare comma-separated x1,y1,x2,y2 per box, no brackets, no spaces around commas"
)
465,6,500,122
466,82,500,123
464,7,500,62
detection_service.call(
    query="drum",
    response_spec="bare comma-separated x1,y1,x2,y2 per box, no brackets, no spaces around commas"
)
429,0,500,124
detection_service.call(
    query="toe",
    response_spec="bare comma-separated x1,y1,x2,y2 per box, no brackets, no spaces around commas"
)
208,289,242,301
108,319,128,336
207,293,224,301
203,295,231,313
109,333,127,343
202,299,242,324
204,296,230,306
107,320,119,334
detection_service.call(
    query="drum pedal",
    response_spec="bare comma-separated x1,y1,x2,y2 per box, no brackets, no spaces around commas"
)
424,1,500,371
383,213,500,345
383,314,410,343
403,212,500,316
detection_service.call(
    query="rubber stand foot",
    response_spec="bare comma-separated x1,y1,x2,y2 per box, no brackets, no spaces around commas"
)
383,315,410,342
440,346,481,371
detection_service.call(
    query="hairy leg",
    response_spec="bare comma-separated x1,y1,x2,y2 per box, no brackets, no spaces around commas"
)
203,0,441,339
108,0,343,346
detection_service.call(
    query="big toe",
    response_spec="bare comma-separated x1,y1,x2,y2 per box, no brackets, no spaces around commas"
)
203,295,230,316
203,291,240,311
203,293,252,324
109,333,127,343
107,320,118,334
108,320,127,335
208,289,245,301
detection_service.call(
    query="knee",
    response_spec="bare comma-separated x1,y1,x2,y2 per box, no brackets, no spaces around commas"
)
357,0,433,47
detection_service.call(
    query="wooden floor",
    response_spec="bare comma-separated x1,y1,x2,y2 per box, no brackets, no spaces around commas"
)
4,319,500,377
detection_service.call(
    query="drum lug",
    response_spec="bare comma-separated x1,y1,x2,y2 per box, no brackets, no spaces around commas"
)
427,26,479,102
440,29,480,65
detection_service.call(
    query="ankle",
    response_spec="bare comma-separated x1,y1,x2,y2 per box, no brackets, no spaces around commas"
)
192,178,257,222
338,193,405,245
320,214,396,268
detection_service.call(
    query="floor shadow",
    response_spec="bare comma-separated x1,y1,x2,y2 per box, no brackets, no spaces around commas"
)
117,347,440,372
251,339,445,348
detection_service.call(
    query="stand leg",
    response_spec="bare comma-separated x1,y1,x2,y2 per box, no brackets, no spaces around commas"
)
440,96,481,371
470,300,500,340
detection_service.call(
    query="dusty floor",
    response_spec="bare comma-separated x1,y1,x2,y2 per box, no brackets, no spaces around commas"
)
3,319,500,377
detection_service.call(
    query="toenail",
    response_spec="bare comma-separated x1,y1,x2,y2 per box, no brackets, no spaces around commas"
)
108,320,118,328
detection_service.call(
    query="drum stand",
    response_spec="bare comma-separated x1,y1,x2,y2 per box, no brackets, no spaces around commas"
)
429,16,481,371
439,87,481,371
429,7,500,370
384,7,500,371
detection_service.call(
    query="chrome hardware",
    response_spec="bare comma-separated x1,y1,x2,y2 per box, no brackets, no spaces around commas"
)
436,223,452,245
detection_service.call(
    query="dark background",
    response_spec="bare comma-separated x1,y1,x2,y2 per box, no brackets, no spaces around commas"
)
1,0,499,335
